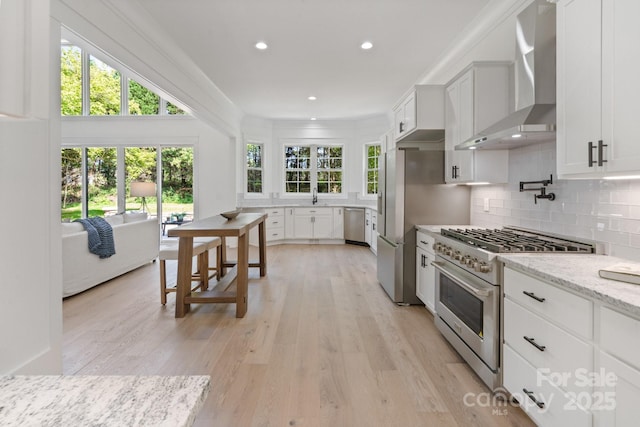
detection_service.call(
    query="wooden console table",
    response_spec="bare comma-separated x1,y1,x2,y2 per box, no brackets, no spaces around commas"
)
167,212,267,318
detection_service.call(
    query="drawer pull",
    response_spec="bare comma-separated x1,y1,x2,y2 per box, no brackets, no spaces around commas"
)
420,240,428,245
523,388,545,409
524,336,546,352
523,291,545,303
272,221,279,224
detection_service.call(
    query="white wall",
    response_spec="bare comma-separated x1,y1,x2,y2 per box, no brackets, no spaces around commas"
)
61,116,237,219
238,116,389,207
471,142,640,260
0,0,63,375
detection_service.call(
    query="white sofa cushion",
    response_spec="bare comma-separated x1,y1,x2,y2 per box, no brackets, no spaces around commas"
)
123,212,148,223
105,214,125,226
62,222,85,234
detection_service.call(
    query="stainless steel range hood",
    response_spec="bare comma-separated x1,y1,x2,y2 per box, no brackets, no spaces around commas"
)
456,0,556,150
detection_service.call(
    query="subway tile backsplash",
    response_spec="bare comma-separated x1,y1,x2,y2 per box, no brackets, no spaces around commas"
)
470,141,640,260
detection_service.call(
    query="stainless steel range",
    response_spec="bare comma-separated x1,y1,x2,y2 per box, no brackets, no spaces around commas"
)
432,226,597,390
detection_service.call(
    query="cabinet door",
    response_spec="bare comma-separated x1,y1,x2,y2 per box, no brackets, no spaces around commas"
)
332,208,344,239
557,0,603,176
371,213,377,253
285,208,295,239
313,215,333,239
394,107,404,140
601,0,640,173
598,351,640,427
293,215,314,239
416,247,435,314
364,210,372,246
416,247,428,304
402,92,417,136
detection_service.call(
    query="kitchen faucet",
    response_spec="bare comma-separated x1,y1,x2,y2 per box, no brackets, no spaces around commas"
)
312,187,318,205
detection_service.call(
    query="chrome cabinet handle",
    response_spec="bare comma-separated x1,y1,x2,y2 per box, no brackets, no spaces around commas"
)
524,336,546,352
523,291,545,302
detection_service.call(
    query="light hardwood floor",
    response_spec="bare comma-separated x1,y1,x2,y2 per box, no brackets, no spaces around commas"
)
63,244,534,427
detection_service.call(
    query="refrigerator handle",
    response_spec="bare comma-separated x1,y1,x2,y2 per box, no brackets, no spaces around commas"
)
377,191,383,212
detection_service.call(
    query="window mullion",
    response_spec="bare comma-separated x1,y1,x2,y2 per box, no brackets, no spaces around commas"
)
311,144,318,191
121,75,128,115
81,50,90,116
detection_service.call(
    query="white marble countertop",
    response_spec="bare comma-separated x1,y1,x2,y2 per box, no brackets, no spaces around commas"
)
0,375,210,426
499,253,640,318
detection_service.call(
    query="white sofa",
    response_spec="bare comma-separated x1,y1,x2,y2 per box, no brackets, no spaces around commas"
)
62,213,159,297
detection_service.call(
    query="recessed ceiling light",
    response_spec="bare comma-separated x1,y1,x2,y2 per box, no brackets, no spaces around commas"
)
310,117,317,121
308,96,317,101
255,41,268,50
511,133,522,138
361,41,373,50
469,146,477,150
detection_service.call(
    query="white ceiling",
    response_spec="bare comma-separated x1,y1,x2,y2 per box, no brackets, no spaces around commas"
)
134,0,492,121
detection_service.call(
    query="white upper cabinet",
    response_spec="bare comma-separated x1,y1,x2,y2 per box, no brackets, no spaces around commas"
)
392,85,445,143
444,63,510,183
557,0,640,178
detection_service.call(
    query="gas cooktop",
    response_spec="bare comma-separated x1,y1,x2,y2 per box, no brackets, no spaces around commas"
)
440,226,597,254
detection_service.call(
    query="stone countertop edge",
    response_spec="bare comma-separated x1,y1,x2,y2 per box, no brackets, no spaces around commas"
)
0,375,210,427
499,253,640,318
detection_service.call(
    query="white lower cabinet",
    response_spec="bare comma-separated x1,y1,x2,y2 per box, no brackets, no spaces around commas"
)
370,211,377,254
415,231,436,313
332,207,344,239
503,345,592,427
596,307,640,426
365,209,372,246
503,266,594,426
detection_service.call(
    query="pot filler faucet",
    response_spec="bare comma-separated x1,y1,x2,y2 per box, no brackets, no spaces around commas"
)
312,187,318,205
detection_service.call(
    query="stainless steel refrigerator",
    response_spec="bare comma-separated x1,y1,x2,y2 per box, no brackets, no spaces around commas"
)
376,147,470,304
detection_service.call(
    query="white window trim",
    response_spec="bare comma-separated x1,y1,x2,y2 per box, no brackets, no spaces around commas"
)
245,141,267,198
280,140,347,200
362,142,381,200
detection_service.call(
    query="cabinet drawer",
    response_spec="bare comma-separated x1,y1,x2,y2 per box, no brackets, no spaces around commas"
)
600,307,640,371
504,298,592,395
294,207,332,216
416,231,434,253
266,208,284,217
504,267,593,339
503,345,592,427
266,217,284,228
267,227,284,241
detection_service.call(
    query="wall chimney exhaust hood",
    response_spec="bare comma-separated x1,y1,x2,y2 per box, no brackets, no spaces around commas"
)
456,0,556,151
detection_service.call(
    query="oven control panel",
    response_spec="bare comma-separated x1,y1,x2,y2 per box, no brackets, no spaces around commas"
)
433,239,499,284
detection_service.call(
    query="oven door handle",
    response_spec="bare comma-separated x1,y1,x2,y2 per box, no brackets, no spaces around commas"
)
431,261,491,298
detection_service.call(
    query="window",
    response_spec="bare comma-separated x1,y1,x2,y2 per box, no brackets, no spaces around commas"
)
246,143,263,193
61,146,193,221
316,146,342,194
89,55,121,115
284,143,343,194
129,79,159,115
365,143,381,195
60,42,188,116
284,145,311,193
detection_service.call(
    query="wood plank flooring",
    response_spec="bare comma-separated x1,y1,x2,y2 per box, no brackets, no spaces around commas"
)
63,244,535,427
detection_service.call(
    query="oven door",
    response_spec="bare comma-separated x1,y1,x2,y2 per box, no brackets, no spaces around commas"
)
432,258,499,370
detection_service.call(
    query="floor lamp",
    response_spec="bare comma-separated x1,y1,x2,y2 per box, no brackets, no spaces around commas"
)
130,181,156,213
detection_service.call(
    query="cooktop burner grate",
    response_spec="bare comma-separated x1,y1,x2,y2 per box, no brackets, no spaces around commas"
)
441,227,596,253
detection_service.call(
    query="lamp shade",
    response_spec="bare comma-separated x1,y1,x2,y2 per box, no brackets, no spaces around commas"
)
130,181,156,197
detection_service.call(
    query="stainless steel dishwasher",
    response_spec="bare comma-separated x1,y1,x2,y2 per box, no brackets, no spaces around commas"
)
344,207,366,245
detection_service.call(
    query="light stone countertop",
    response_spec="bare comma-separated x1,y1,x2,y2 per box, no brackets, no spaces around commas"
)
0,375,210,427
499,253,640,318
241,204,376,211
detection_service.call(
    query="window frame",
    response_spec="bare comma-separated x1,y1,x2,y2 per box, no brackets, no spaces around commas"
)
245,142,265,196
364,142,382,198
281,140,345,198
